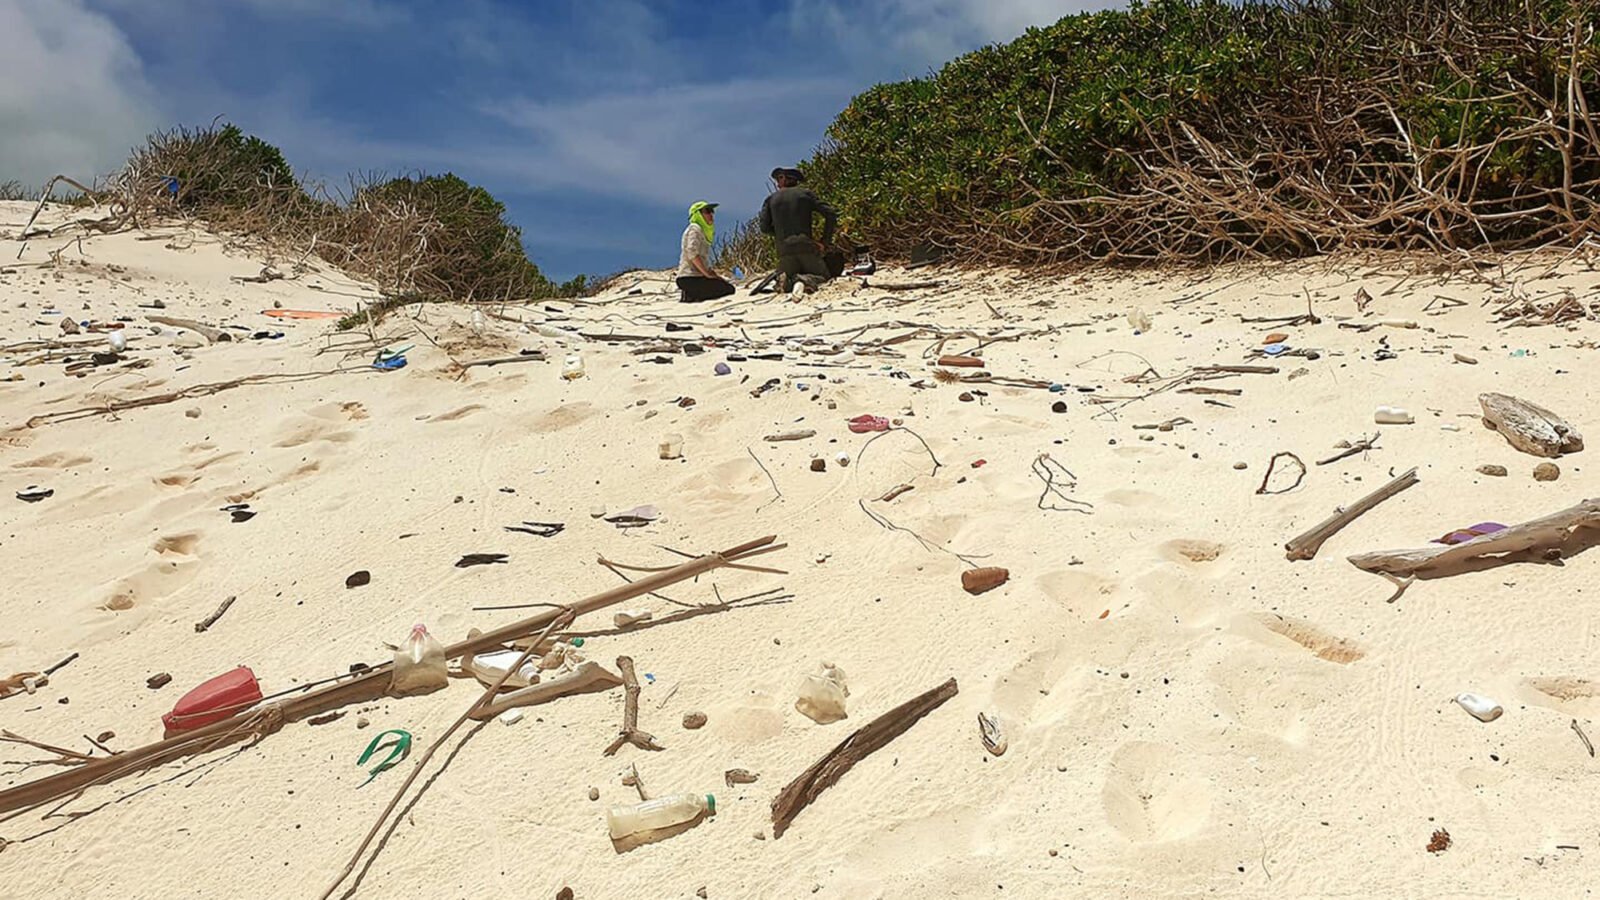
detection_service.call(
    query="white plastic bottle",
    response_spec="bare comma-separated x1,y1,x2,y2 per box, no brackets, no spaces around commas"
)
390,623,448,695
1374,406,1414,424
606,793,715,840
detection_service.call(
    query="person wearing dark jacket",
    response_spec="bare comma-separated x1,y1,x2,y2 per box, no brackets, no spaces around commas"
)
759,167,838,293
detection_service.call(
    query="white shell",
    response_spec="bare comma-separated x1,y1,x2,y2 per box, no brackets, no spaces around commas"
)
1456,692,1503,722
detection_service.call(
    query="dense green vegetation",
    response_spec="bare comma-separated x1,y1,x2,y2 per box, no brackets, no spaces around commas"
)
796,0,1600,264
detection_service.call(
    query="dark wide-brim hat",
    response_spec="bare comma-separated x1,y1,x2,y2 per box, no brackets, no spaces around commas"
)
770,167,805,184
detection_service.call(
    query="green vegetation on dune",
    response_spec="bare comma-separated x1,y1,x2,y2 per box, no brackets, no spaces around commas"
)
800,0,1600,264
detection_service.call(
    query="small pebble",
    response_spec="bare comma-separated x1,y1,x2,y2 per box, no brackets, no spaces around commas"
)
753,831,767,841
1534,462,1560,482
1233,462,1248,470
185,407,202,419
146,672,172,690
683,711,708,730
1477,464,1508,477
356,716,370,729
810,458,826,472
588,787,600,801
1050,400,1067,413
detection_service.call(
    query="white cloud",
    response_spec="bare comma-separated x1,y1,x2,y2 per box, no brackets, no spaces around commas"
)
474,76,854,210
791,0,1122,75
0,0,162,186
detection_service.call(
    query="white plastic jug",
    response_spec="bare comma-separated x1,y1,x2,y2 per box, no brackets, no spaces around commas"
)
390,624,448,696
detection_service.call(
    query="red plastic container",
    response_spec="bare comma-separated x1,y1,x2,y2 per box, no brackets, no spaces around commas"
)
162,666,262,734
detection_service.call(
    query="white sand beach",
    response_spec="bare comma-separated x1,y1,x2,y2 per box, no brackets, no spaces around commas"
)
2,201,1599,898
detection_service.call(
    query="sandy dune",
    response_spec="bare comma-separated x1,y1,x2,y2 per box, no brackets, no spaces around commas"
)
2,200,1598,897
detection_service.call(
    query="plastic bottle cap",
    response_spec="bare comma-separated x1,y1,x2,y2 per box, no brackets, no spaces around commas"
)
705,793,716,814
570,637,585,648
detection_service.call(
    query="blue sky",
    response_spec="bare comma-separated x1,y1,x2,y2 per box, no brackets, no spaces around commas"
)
1,0,1119,279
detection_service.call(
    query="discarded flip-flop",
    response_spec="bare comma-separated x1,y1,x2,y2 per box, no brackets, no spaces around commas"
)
16,485,53,503
978,712,1007,756
847,414,891,433
356,729,412,787
1433,522,1507,546
456,553,509,568
504,521,565,538
220,503,256,523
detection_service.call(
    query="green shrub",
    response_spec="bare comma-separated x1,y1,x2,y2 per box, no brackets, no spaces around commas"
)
805,0,1600,263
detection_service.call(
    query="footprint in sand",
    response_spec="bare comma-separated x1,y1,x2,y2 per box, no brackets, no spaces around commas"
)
1243,612,1364,664
1101,741,1213,842
341,401,370,421
152,532,201,556
428,404,485,423
101,556,202,612
12,451,94,470
1160,538,1224,564
273,420,355,448
1523,676,1600,715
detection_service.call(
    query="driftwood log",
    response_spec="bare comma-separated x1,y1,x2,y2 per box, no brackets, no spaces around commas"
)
1285,467,1418,561
147,315,231,343
1479,392,1583,457
771,677,958,838
1348,497,1600,576
0,534,784,817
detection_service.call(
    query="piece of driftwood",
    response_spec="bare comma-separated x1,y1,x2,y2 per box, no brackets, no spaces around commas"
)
1317,432,1380,466
1196,365,1279,375
1479,392,1583,457
471,660,622,720
1348,496,1600,576
603,656,663,756
0,535,784,817
764,430,816,442
147,315,231,343
1285,467,1418,561
771,677,958,838
457,353,546,370
194,596,237,633
1178,386,1243,396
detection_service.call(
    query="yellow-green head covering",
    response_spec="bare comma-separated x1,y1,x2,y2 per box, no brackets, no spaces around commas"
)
688,201,717,244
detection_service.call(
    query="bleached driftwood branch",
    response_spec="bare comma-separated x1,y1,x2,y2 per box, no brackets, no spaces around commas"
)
1348,497,1600,576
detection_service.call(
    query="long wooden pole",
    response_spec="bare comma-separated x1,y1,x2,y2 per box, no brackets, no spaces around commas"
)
0,535,781,817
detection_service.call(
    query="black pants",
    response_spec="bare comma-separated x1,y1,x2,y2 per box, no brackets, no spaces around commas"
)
777,236,830,286
677,275,736,303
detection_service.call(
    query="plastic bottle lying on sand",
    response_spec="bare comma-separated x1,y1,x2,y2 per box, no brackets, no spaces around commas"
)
1456,692,1503,722
390,624,448,696
606,793,715,841
1374,406,1414,424
562,354,586,380
107,330,128,353
535,324,566,338
796,662,849,724
1128,307,1152,332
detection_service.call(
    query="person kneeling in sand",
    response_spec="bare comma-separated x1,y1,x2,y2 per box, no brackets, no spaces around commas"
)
760,166,839,295
677,201,735,303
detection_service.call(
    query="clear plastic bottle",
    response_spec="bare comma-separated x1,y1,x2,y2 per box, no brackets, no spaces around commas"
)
1128,307,1152,332
606,793,715,840
471,307,486,333
562,354,586,380
795,662,849,724
390,624,448,695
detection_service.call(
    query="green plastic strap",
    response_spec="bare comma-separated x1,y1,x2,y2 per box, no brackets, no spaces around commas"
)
356,729,412,787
